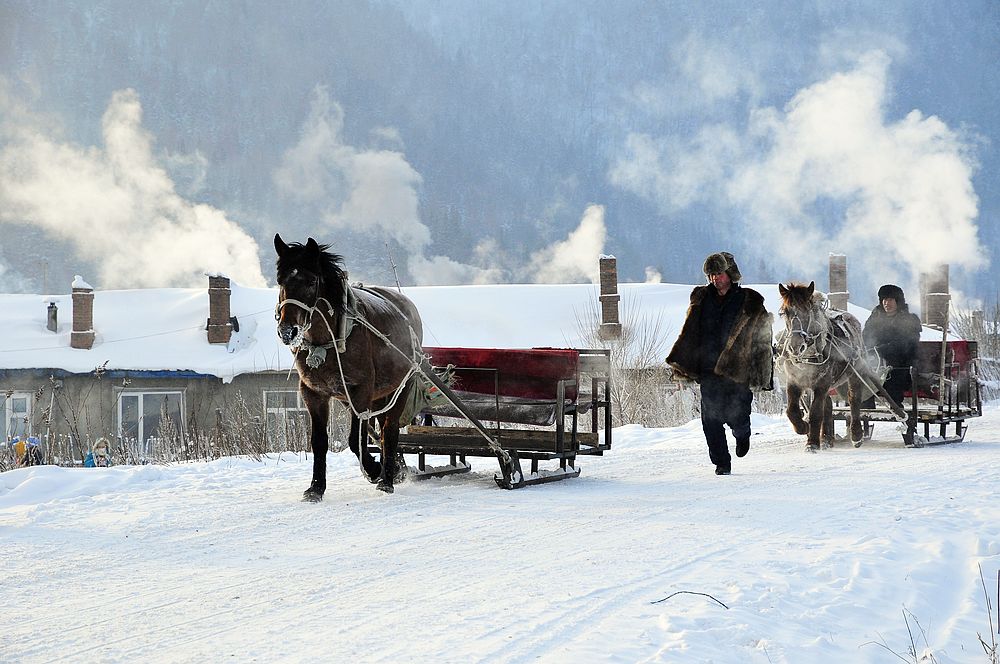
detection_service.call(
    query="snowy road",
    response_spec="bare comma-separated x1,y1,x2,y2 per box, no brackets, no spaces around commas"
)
3,409,999,663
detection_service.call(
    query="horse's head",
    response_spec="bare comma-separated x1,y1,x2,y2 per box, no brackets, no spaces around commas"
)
273,234,346,347
778,281,828,359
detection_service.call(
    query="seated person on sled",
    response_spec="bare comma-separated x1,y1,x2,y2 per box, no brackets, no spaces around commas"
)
862,284,922,407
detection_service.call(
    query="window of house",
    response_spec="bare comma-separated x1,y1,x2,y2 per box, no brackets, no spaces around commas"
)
117,390,184,456
263,390,309,446
2,392,33,441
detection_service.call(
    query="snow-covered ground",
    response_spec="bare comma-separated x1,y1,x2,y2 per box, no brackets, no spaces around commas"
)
3,405,998,663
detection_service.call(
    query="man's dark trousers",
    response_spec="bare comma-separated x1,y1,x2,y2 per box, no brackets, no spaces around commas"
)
700,374,752,469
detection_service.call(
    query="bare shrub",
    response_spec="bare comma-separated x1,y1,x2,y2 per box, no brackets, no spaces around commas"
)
977,565,999,664
574,294,691,427
2,379,353,467
861,607,939,663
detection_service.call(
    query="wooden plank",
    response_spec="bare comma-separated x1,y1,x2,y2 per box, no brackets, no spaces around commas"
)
577,351,611,375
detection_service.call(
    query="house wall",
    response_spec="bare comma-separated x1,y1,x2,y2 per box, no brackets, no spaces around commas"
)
0,368,345,462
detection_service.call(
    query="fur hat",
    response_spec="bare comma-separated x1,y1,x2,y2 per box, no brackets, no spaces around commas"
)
703,252,742,283
877,284,905,304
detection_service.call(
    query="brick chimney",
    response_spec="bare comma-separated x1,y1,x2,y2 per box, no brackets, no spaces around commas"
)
920,264,950,329
828,253,848,311
70,276,95,350
598,256,622,340
207,275,232,344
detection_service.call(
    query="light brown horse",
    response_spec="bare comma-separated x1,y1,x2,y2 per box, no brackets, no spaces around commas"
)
274,234,423,500
776,282,867,451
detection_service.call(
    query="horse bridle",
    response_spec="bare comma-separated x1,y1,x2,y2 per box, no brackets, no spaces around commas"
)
275,268,339,343
779,305,830,365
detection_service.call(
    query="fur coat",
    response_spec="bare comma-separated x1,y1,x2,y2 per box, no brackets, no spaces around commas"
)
667,285,774,390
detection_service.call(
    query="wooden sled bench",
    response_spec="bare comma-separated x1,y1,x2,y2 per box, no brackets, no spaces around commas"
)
390,347,612,488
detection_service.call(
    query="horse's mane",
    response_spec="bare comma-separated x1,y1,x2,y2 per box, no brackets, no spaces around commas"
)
277,240,348,314
780,282,825,311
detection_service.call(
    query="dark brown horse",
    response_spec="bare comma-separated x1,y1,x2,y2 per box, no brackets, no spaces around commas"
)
274,234,423,500
776,282,869,451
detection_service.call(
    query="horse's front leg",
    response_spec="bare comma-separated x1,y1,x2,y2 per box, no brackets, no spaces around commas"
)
300,385,331,502
786,384,809,435
806,385,830,449
820,393,834,448
847,374,865,445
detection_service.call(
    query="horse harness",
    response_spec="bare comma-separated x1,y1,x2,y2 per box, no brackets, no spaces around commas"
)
276,276,418,367
778,304,861,385
275,276,424,423
276,270,519,468
275,277,359,368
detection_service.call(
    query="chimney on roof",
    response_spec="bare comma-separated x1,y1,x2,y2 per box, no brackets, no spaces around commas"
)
207,275,233,344
70,276,95,350
46,301,58,333
598,256,622,340
828,254,848,311
920,264,950,329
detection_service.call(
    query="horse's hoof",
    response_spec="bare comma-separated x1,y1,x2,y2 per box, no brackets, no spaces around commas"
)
793,422,809,435
393,454,408,482
302,489,324,503
853,440,864,448
821,441,833,450
376,480,394,494
806,444,819,453
362,463,383,484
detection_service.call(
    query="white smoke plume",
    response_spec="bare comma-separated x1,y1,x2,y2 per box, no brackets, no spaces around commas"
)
611,49,986,287
529,204,607,284
407,253,505,286
274,86,430,249
0,259,32,292
276,86,499,285
626,32,763,116
277,86,608,286
0,87,266,289
644,266,663,284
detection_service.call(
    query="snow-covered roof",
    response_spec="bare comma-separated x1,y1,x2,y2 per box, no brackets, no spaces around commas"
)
0,282,955,382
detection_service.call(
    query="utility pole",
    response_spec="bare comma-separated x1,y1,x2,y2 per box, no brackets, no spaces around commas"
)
385,241,402,292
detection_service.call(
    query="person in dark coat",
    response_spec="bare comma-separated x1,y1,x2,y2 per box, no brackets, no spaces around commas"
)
666,252,774,476
863,284,922,407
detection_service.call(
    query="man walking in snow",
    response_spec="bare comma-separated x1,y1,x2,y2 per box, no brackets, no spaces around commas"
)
666,252,774,475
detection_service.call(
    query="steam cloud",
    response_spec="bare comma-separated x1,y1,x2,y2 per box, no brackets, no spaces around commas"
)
274,87,430,249
0,87,267,289
275,86,497,284
611,49,986,289
277,87,608,285
529,204,607,284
